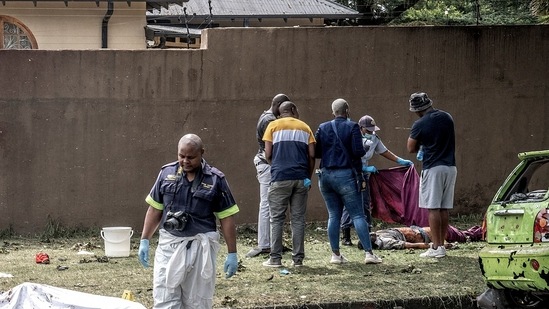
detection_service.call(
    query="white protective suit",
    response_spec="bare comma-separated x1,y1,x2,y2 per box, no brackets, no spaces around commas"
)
153,229,220,309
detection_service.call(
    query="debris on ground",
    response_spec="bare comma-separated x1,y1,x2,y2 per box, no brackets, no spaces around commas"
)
401,264,422,274
35,252,50,264
221,295,238,307
70,242,100,251
96,256,109,263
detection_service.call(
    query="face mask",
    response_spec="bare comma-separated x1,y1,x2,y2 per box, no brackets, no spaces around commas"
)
347,118,351,121
363,133,373,139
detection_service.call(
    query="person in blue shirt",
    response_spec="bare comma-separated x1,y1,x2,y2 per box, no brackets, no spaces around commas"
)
137,133,239,309
314,98,382,264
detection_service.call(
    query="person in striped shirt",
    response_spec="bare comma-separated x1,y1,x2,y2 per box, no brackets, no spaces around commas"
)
262,101,316,268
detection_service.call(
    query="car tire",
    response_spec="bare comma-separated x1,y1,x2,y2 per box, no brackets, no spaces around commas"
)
477,288,510,309
504,289,544,309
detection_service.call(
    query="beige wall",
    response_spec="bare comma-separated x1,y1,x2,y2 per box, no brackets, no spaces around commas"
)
0,2,146,49
0,26,548,234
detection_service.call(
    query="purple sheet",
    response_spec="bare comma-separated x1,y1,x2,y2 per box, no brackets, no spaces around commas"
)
369,165,429,227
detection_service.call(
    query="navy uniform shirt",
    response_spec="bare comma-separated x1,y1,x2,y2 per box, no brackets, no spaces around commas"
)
145,160,239,237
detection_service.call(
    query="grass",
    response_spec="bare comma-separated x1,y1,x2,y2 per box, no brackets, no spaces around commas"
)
0,216,486,309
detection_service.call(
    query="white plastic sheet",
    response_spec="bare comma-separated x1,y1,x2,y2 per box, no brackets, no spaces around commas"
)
0,282,147,309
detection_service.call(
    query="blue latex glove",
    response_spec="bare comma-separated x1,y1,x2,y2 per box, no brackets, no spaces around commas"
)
396,158,413,167
362,165,378,174
138,239,149,268
416,147,424,162
304,178,311,188
224,252,238,278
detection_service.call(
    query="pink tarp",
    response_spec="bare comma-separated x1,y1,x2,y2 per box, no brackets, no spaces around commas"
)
369,166,429,227
369,166,483,242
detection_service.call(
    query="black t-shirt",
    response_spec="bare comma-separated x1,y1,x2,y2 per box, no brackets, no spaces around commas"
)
256,110,276,153
410,109,456,169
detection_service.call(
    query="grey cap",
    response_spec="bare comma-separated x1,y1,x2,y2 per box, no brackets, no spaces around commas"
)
358,115,380,132
409,92,433,112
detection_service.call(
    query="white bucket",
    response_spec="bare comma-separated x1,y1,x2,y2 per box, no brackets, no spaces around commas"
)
100,227,133,257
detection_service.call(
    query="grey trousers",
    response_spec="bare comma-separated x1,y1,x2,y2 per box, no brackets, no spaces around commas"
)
268,179,308,262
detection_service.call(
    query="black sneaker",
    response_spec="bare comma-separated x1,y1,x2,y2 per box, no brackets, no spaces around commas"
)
262,258,282,268
292,260,303,267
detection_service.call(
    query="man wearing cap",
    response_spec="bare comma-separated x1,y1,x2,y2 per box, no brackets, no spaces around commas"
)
340,115,413,247
247,94,289,258
407,92,456,258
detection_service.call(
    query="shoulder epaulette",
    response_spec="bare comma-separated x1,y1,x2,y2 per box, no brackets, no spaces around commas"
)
161,161,179,170
209,166,226,178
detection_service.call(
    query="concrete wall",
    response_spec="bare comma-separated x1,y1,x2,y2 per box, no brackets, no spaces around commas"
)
0,2,147,49
0,25,548,234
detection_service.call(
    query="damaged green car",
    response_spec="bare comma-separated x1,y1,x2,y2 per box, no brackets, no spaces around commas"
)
477,150,549,309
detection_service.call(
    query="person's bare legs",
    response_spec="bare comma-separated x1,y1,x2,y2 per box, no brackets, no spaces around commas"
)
439,209,449,247
428,209,443,248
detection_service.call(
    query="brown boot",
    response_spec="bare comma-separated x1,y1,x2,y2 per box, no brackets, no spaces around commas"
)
342,228,353,246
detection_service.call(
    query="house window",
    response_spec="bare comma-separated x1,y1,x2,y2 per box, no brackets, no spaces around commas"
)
1,16,37,49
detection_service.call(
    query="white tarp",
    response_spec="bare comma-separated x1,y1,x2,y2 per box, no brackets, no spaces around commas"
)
0,282,147,309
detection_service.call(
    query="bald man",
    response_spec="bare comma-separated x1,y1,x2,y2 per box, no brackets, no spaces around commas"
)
138,133,240,309
314,98,382,264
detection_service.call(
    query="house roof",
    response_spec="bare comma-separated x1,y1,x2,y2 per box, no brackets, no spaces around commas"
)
0,0,179,11
146,24,202,38
146,0,360,20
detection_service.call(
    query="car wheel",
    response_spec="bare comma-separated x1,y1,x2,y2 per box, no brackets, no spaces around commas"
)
504,290,543,309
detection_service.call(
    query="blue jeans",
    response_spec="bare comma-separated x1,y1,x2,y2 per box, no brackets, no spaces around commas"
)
318,168,373,252
341,172,371,229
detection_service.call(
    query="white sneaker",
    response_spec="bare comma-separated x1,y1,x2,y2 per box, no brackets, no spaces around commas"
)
364,252,382,264
330,253,348,264
420,246,446,258
436,246,447,257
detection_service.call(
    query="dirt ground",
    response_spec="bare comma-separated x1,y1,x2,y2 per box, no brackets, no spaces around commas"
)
0,219,486,308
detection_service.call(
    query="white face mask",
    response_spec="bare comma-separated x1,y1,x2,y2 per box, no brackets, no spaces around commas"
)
363,132,374,139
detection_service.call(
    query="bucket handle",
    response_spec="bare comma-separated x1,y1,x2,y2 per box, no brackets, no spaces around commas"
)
101,229,134,244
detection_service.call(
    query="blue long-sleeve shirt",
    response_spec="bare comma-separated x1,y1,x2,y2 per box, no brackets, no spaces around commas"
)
314,116,365,172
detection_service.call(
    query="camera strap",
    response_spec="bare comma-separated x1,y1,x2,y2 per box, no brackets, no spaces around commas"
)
190,166,203,194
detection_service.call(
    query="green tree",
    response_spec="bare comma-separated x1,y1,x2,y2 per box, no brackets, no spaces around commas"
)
530,0,549,23
333,0,548,25
333,0,421,25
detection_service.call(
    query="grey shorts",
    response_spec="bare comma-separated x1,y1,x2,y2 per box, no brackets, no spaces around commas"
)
419,165,457,209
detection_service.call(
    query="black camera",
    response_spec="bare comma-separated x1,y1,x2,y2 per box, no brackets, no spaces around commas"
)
163,211,188,232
